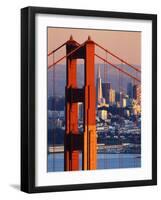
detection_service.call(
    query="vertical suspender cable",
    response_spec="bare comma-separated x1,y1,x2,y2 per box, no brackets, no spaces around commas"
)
118,62,123,168
52,53,56,171
104,51,108,169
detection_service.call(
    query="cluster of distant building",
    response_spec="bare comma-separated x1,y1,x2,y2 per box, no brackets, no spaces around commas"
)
95,65,141,120
47,65,141,127
47,65,141,151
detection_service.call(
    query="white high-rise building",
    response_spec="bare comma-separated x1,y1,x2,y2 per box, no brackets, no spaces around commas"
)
119,92,127,108
109,88,116,105
96,65,106,105
98,110,108,120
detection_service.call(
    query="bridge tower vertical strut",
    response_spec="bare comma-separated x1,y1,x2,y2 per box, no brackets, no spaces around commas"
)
83,36,97,170
65,36,79,171
64,36,97,171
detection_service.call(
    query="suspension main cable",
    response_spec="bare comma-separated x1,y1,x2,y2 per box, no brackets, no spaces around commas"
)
48,41,68,56
48,42,85,69
95,54,141,83
95,42,141,73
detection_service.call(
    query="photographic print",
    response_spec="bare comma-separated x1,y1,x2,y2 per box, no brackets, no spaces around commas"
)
47,28,141,172
21,7,157,193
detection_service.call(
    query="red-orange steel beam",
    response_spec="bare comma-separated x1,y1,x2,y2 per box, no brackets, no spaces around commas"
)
95,53,141,83
95,42,141,73
65,58,79,171
48,40,81,56
48,42,85,69
84,39,97,170
48,41,67,56
48,40,141,82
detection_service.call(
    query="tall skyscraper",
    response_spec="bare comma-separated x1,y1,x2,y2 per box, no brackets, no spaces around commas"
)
109,88,116,106
102,82,111,103
119,92,127,108
96,65,105,105
115,91,120,102
133,84,141,105
127,82,133,98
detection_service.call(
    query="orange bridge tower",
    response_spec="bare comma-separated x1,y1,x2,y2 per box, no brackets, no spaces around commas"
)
64,36,97,171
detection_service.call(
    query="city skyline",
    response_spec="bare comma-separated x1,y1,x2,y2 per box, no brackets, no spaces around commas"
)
48,63,141,97
47,27,141,172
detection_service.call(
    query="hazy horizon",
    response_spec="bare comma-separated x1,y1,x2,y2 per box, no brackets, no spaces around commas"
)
47,27,141,97
48,27,141,67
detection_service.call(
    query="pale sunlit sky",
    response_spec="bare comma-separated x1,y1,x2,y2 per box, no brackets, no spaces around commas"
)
48,27,141,67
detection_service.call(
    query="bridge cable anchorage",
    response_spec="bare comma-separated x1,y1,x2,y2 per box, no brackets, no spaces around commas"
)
95,54,141,83
94,42,141,73
48,42,86,69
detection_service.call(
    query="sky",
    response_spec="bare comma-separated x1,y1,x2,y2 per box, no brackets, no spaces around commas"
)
47,27,141,97
48,27,141,67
